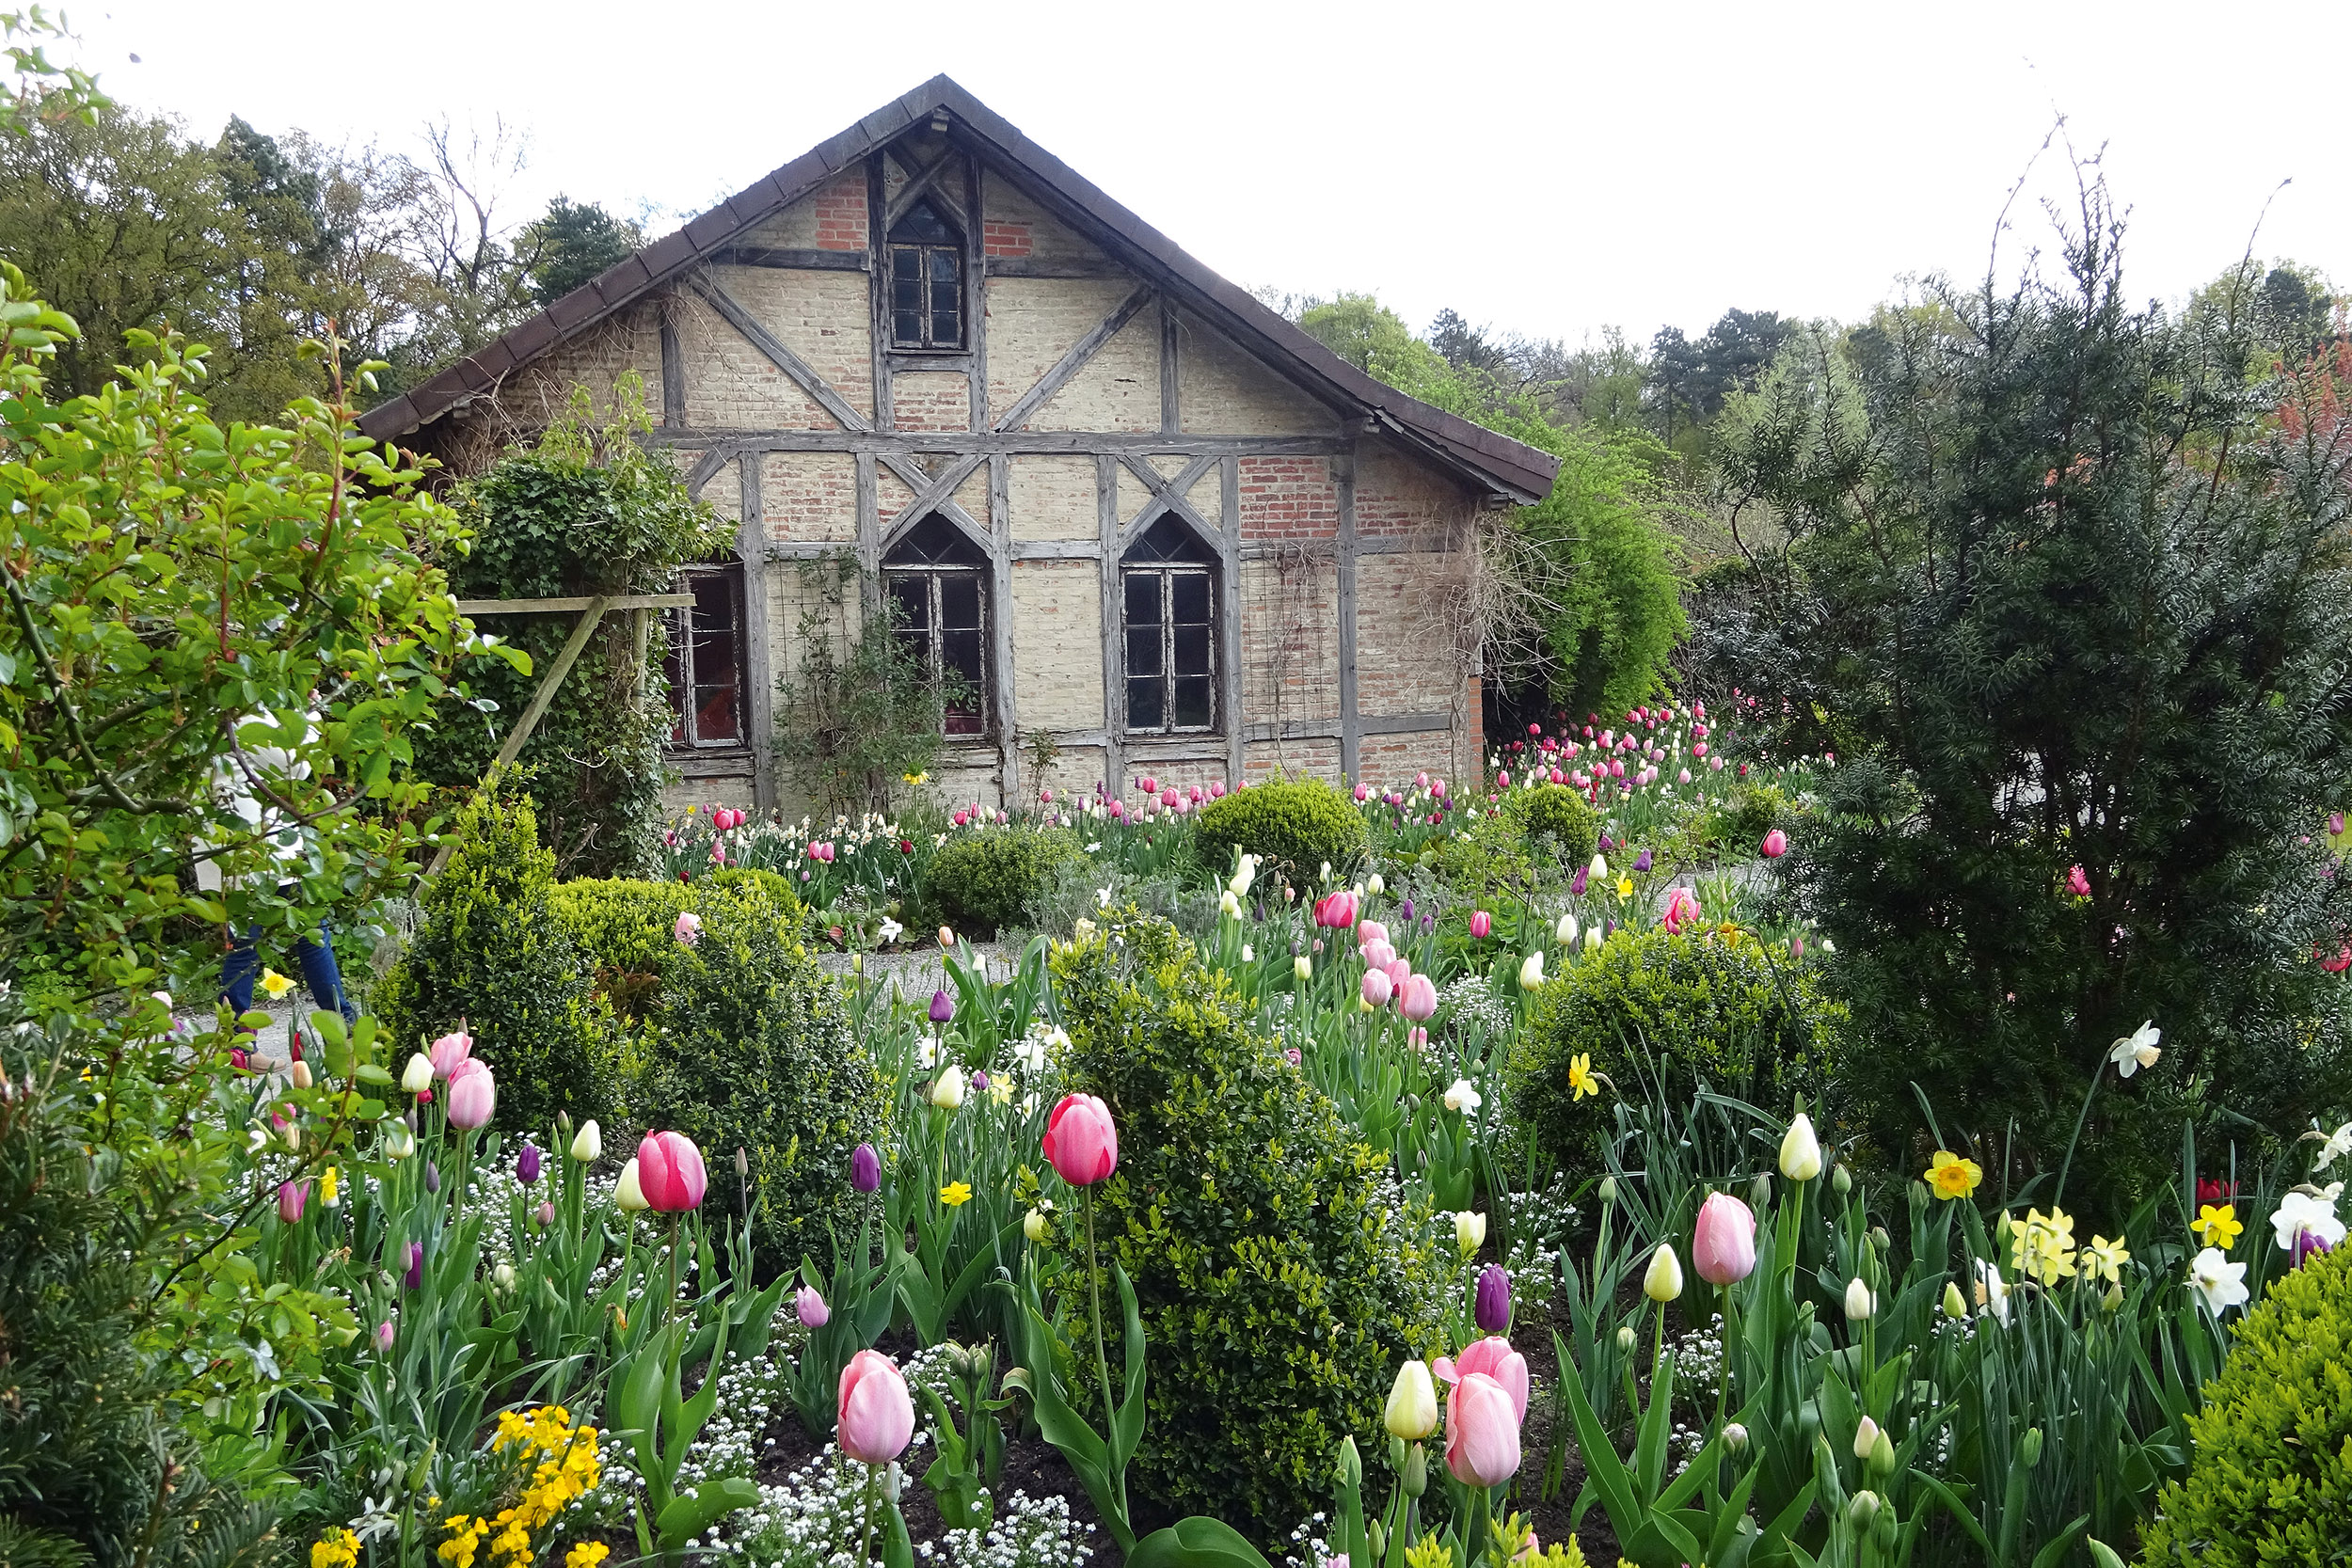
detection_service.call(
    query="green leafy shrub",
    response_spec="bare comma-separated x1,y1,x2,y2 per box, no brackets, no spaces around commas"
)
2138,1245,2352,1564
1048,914,1444,1545
548,870,804,1013
1507,928,1841,1168
1191,777,1369,884
921,826,1082,937
377,793,621,1139
631,895,879,1264
1716,782,1796,852
1518,783,1602,863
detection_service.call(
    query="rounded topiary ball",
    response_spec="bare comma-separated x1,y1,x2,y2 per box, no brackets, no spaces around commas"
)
1191,777,1369,885
1518,783,1600,864
2138,1244,2352,1564
920,825,1081,937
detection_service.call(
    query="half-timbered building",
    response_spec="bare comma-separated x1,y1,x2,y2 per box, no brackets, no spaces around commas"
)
359,77,1558,814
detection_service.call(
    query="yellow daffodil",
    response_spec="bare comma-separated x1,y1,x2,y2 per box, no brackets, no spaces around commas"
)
1925,1150,1983,1200
258,967,297,1001
2083,1234,2130,1285
940,1180,973,1208
1568,1053,1599,1102
320,1165,341,1206
2192,1203,2243,1249
2010,1206,2078,1286
1615,874,1635,899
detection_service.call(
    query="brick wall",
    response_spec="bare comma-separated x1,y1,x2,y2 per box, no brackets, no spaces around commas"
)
763,452,857,544
983,221,1032,258
815,180,866,251
1009,562,1104,729
1237,455,1338,543
893,371,970,433
1179,312,1341,436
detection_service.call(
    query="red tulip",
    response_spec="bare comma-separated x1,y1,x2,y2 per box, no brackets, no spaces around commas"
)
1445,1372,1522,1486
1313,891,1359,929
1042,1093,1119,1186
637,1130,708,1212
1693,1192,1757,1286
1760,828,1788,859
837,1349,915,1464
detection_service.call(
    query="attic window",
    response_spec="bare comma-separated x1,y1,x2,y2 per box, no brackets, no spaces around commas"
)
889,200,964,350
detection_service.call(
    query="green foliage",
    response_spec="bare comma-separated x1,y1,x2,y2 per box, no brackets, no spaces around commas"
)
1711,176,2352,1211
1507,929,1839,1168
1516,784,1601,864
631,894,879,1264
376,793,620,1139
1048,917,1445,1545
548,867,804,1025
421,383,721,876
519,197,639,306
921,827,1082,937
2138,1246,2352,1564
1191,778,1369,884
771,556,958,815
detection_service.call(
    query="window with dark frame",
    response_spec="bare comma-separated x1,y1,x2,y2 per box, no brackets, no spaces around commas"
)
663,566,746,748
888,200,964,351
1121,515,1218,736
883,515,990,737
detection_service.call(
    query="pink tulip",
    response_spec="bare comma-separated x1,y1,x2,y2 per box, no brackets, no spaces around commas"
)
2066,863,2090,897
1761,829,1788,859
1360,938,1397,971
374,1319,395,1352
1692,1192,1758,1286
1360,968,1394,1007
1470,911,1492,939
427,1030,473,1079
1314,891,1359,929
1445,1372,1522,1487
1042,1093,1119,1185
1354,783,1370,802
1399,974,1438,1022
837,1349,915,1464
1139,776,1157,795
637,1130,708,1212
675,911,703,945
1358,920,1390,946
1496,769,1509,787
278,1179,310,1224
446,1061,496,1129
1661,887,1701,935
1383,958,1412,990
1435,1335,1530,1421
796,1285,831,1327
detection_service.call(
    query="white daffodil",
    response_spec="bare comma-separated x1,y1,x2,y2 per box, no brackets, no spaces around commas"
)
876,916,904,943
2107,1021,2161,1078
2314,1121,2352,1173
1442,1078,1482,1116
1096,885,1115,909
2187,1246,2249,1315
2268,1189,2347,1252
918,1037,939,1069
1973,1258,2011,1324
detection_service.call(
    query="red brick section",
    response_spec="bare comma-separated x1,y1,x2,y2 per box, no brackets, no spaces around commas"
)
815,179,867,251
982,221,1032,258
1237,455,1339,542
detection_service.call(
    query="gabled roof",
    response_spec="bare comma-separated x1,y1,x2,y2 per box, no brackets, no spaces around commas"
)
358,75,1559,504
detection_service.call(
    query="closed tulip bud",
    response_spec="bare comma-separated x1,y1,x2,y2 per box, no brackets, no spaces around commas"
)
401,1053,433,1095
494,1262,516,1291
1943,1281,1968,1319
1443,1371,1521,1487
1779,1114,1823,1180
1832,1164,1853,1195
1024,1207,1048,1242
1401,1441,1428,1497
1454,1209,1487,1256
1844,1275,1875,1321
1870,1226,1890,1251
1555,912,1578,945
1295,955,1312,980
516,1143,542,1184
1384,1359,1439,1440
1848,1491,1881,1531
796,1285,830,1327
1042,1093,1120,1186
385,1119,416,1160
1367,874,1385,895
851,1141,881,1193
1337,1433,1363,1490
735,1147,749,1181
535,1200,555,1228
1723,1421,1749,1455
374,1320,395,1352
1599,1175,1618,1204
1869,1427,1896,1477
930,1064,967,1109
1399,974,1438,1021
1749,1171,1773,1209
1589,853,1608,879
290,1058,313,1090
571,1118,602,1162
1615,1323,1637,1355
2019,1428,2043,1469
1360,968,1393,1007
938,927,955,950
1474,1263,1512,1332
278,1179,309,1224
1518,950,1546,990
1853,1416,1882,1461
615,1157,648,1212
837,1350,916,1465
1644,1243,1685,1302
423,1160,439,1194
638,1130,707,1212
1694,1192,1758,1285
446,1062,496,1129
1470,910,1492,939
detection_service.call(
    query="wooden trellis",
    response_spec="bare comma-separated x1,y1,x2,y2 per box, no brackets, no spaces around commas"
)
424,592,692,878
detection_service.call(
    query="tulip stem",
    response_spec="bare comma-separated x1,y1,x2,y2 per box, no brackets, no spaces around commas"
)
857,1462,879,1566
1082,1184,1117,1441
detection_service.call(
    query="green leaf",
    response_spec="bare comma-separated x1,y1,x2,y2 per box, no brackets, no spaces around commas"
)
1126,1517,1279,1568
653,1476,758,1552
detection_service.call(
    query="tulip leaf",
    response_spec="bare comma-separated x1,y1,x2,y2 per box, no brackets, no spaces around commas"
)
1126,1516,1279,1568
654,1477,759,1553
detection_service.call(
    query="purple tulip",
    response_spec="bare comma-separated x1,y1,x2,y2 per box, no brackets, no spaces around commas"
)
1634,848,1653,873
795,1285,831,1327
1400,899,1415,925
403,1242,423,1290
930,989,954,1025
516,1143,543,1184
971,1069,990,1093
851,1142,882,1193
2294,1228,2334,1269
424,1161,440,1195
1474,1262,1512,1333
1571,865,1589,895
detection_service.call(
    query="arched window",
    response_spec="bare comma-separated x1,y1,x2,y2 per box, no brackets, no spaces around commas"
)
664,564,745,747
888,200,964,350
1121,515,1218,735
884,515,989,737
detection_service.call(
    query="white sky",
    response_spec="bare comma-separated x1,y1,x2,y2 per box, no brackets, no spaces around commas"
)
70,0,2350,348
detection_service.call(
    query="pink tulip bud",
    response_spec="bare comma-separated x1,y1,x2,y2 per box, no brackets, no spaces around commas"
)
1470,910,1492,939
1210,780,1226,799
535,1200,556,1228
837,1349,915,1465
796,1285,831,1327
1383,958,1412,990
1761,829,1788,859
1353,783,1370,802
1314,891,1359,929
1139,776,1158,795
374,1319,395,1352
278,1179,310,1224
1360,968,1394,1007
427,1030,473,1079
1042,1093,1119,1185
1360,937,1397,971
447,1061,496,1129
1693,1191,1758,1285
675,911,704,945
1400,974,1438,1021
637,1130,708,1212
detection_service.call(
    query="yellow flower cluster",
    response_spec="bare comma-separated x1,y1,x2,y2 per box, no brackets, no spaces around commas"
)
438,1406,602,1568
566,1545,611,1568
2010,1207,2077,1286
310,1528,360,1568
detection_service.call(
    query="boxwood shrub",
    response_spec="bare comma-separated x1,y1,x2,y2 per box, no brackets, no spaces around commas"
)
1506,927,1840,1168
1047,914,1444,1545
376,793,621,1140
920,825,1081,936
1518,782,1601,864
1191,777,1368,885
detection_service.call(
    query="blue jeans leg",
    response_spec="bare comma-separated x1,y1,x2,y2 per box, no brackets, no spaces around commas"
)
219,923,358,1024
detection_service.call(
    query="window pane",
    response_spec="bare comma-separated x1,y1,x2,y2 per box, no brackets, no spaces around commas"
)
1172,624,1211,676
1172,675,1213,729
937,573,982,630
891,248,923,313
692,574,737,630
1126,675,1164,731
931,248,960,285
1170,572,1211,624
1124,572,1161,626
1126,626,1163,677
888,575,930,630
662,612,690,742
695,683,740,742
941,628,985,689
